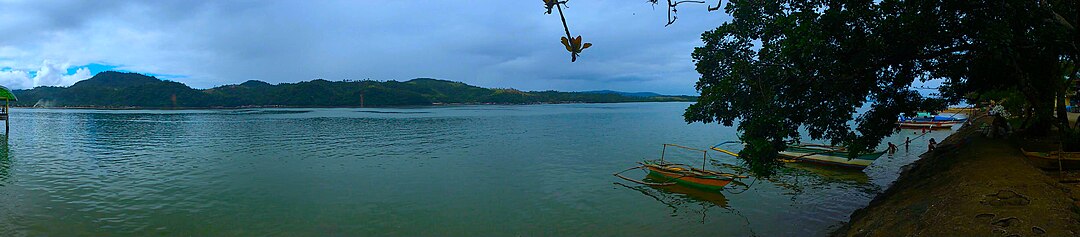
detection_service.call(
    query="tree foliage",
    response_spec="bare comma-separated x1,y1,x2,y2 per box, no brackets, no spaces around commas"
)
684,0,1078,175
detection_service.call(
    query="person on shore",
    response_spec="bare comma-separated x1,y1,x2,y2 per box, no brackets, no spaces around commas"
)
928,138,937,151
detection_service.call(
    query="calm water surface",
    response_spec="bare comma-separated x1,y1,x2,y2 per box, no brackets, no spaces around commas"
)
0,102,955,236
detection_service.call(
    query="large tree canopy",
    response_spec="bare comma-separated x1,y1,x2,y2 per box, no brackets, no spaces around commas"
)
685,0,1079,175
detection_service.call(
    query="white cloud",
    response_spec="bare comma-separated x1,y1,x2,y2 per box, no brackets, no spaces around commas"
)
0,60,92,89
0,70,32,89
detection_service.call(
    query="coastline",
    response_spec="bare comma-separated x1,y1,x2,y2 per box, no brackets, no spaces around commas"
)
11,101,692,110
833,117,1080,236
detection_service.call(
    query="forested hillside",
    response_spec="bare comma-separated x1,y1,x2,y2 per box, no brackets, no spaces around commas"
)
13,71,693,108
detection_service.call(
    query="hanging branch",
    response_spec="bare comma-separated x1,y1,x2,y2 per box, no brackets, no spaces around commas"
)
544,0,592,62
541,0,722,61
648,0,724,26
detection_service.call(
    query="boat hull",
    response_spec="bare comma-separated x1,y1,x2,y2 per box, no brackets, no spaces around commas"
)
778,146,884,169
898,122,955,129
1022,150,1080,170
644,166,732,190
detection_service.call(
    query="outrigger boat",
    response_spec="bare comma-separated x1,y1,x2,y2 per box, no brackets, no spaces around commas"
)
1021,149,1080,170
897,112,963,129
709,142,885,170
777,144,885,169
614,144,747,191
897,121,955,129
708,141,885,175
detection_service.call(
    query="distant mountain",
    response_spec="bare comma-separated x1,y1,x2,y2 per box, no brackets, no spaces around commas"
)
12,71,695,108
581,90,664,98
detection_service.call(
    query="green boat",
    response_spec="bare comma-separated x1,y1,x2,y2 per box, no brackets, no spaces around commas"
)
777,144,885,169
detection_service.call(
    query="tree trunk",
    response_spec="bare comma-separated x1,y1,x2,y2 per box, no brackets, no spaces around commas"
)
1025,89,1056,136
1057,89,1070,131
1020,105,1032,129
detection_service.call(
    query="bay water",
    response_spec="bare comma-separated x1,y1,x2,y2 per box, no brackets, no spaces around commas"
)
0,102,955,236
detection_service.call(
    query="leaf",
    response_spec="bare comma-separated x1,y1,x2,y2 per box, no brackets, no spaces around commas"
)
581,43,592,50
542,0,557,14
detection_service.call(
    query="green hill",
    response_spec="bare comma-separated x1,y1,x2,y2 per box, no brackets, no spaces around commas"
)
12,71,694,108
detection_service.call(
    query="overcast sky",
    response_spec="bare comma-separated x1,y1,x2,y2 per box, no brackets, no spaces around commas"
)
0,0,733,95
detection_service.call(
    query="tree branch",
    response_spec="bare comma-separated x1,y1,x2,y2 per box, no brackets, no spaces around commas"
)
653,0,723,26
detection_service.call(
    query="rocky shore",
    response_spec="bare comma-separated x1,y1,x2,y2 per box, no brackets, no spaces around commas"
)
833,117,1080,236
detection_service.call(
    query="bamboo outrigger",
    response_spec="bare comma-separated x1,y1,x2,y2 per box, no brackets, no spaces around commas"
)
614,144,747,190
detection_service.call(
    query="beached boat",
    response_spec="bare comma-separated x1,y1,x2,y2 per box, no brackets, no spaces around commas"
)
777,144,885,169
903,112,967,122
897,112,964,129
897,121,955,129
614,144,746,191
941,107,976,114
1021,149,1080,170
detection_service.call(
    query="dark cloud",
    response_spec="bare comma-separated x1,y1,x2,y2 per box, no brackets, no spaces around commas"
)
0,0,730,95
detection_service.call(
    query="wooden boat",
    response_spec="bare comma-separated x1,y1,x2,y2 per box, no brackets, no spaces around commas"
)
1021,149,1080,170
898,121,955,129
614,144,745,191
941,107,976,114
778,144,885,169
897,112,964,129
641,160,734,190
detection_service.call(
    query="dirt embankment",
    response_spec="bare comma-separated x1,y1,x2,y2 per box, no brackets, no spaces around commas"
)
834,117,1080,236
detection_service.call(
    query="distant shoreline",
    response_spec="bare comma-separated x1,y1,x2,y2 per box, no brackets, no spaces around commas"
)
12,100,693,110
13,71,696,108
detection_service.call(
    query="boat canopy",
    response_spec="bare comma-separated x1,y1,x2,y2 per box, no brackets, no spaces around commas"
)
0,85,15,101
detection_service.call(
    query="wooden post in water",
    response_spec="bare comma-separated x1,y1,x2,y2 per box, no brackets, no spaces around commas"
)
660,144,667,164
3,98,8,135
702,150,708,171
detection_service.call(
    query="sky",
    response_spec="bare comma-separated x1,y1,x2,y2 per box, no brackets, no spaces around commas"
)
0,0,735,95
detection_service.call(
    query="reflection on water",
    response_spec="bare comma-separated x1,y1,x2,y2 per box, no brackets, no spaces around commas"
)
783,162,871,184
614,177,758,235
761,163,881,203
0,136,8,185
709,159,881,203
641,175,731,208
355,110,432,114
218,109,312,115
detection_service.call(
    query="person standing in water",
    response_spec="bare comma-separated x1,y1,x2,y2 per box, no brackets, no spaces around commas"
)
928,138,937,151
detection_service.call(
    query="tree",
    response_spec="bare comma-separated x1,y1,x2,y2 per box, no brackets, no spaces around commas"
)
684,0,1078,175
538,0,1078,174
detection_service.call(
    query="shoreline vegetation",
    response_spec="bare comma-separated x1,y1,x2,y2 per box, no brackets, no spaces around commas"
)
833,116,1080,236
12,71,695,109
